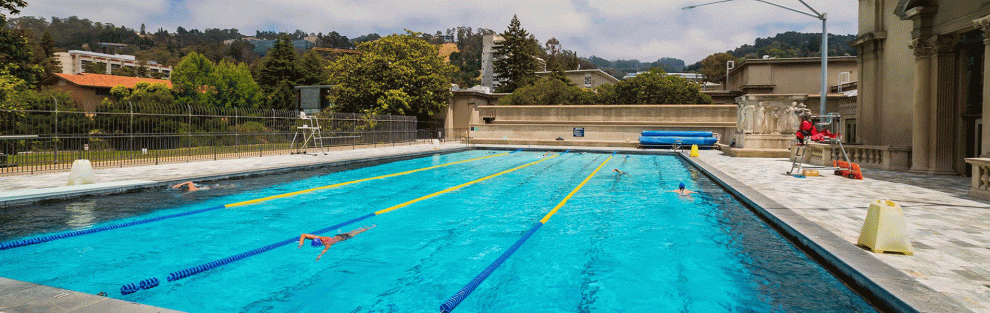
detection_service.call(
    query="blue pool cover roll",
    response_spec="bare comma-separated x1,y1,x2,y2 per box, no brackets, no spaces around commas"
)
0,205,227,252
640,130,713,137
639,136,717,145
439,223,544,313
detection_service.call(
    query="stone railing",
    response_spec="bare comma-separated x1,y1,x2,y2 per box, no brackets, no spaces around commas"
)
965,158,990,201
791,143,911,171
833,145,911,171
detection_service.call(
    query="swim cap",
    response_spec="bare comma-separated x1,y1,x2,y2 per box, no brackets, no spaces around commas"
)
679,183,686,190
311,238,323,247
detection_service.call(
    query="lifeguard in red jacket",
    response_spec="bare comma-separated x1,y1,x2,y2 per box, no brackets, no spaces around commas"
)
795,113,817,143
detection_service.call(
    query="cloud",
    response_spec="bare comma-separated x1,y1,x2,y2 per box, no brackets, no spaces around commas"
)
19,0,857,63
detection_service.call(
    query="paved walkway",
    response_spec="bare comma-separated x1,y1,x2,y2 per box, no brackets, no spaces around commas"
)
0,142,467,192
697,150,990,312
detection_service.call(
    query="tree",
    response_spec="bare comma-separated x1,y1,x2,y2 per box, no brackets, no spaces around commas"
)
327,31,456,120
499,77,596,105
1,1,43,85
82,61,107,74
212,60,262,108
135,58,150,77
0,67,29,110
110,66,136,77
140,23,146,35
698,52,738,83
253,35,301,109
0,0,27,24
493,15,541,93
171,51,215,105
297,49,327,86
597,69,712,104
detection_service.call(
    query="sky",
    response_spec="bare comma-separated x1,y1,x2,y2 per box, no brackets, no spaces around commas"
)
20,0,859,64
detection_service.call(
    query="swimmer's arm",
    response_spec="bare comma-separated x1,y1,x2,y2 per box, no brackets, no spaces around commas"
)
316,245,330,261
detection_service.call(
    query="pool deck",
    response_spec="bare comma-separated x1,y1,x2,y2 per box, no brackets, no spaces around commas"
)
1,143,987,312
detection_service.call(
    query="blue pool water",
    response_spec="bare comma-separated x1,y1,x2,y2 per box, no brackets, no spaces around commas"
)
0,150,876,312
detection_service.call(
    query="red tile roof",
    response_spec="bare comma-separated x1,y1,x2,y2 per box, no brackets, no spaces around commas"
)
43,73,173,89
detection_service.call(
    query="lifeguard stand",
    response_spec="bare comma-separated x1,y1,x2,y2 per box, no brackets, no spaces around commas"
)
289,111,327,155
788,113,852,175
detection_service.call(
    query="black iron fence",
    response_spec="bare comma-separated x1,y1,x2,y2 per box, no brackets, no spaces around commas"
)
0,100,429,175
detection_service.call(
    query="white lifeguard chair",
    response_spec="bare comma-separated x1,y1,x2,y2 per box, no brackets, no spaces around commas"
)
289,111,327,155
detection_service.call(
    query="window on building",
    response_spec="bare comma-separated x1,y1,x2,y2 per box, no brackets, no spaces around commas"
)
844,119,857,143
584,74,592,87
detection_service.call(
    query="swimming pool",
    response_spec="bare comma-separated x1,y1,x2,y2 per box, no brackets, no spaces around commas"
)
0,150,876,312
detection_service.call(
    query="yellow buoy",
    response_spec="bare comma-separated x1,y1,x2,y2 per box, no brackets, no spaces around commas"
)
689,144,700,157
857,200,914,255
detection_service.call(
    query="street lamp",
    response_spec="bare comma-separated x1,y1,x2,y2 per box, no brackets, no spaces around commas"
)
683,0,829,119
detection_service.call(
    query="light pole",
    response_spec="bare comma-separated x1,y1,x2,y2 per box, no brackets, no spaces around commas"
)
684,0,829,118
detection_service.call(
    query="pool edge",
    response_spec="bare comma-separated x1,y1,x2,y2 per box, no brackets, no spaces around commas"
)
679,152,970,313
0,276,186,313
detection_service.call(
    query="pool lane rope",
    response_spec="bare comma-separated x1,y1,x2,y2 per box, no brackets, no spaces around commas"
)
439,151,614,313
0,150,519,252
118,151,566,296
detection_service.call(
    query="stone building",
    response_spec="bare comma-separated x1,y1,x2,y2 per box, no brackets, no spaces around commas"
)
855,1,989,178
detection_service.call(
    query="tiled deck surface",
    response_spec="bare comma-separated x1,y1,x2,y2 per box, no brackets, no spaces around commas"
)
697,150,990,313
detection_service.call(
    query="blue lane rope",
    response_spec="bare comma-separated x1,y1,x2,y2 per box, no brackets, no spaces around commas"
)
440,223,543,312
118,212,377,295
438,151,614,312
0,205,226,251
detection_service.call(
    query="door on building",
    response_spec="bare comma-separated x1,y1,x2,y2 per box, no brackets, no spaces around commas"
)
960,30,985,176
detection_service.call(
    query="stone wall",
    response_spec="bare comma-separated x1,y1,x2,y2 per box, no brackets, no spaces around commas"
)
467,104,737,145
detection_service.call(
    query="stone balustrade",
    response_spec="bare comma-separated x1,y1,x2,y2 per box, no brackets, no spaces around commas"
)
965,158,990,200
791,143,911,171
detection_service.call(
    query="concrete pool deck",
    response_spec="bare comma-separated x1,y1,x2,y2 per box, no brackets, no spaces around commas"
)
0,143,986,312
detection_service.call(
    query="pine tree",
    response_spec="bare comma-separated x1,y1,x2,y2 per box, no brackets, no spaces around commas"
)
493,15,541,93
297,50,327,86
254,35,302,109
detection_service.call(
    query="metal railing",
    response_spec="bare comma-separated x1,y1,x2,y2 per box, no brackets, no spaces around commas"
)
0,100,424,175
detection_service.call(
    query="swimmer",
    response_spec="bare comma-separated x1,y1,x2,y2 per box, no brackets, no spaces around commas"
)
298,225,376,261
670,183,696,196
542,151,553,157
613,168,628,175
171,181,207,192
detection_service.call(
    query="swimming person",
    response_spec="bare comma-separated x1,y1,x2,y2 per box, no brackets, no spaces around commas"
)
542,151,553,157
298,225,376,261
670,183,696,196
613,168,629,175
171,181,207,192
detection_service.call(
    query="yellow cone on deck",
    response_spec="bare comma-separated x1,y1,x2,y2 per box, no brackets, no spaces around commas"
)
689,144,699,157
857,200,914,255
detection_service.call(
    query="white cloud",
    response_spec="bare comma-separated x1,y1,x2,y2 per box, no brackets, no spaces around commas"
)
19,0,858,63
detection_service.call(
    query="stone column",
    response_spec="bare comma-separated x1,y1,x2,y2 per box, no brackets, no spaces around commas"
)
975,16,990,157
909,36,935,173
929,35,959,175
